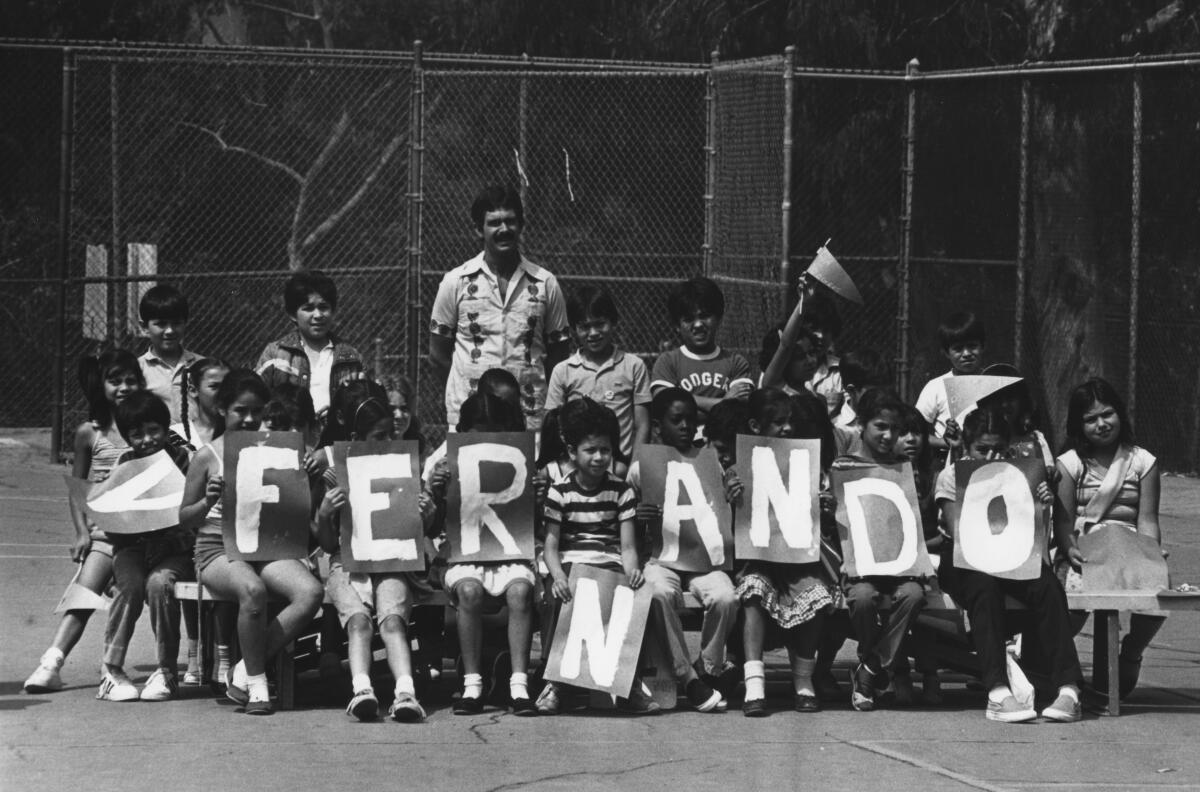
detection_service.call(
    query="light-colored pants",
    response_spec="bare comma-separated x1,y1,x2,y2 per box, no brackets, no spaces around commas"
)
104,543,193,669
643,562,738,680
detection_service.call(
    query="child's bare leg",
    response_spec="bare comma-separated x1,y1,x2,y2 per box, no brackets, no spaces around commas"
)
742,600,768,711
49,548,113,656
259,559,324,657
506,580,534,706
379,615,414,681
345,613,374,683
201,556,268,676
453,580,485,711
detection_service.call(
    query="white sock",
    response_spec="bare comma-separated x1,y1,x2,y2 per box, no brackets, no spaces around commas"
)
41,647,65,668
186,640,199,671
1058,685,1080,703
988,685,1013,704
744,660,766,701
462,672,483,699
351,673,373,694
395,674,415,697
510,672,529,701
245,672,269,702
231,659,248,690
791,655,816,697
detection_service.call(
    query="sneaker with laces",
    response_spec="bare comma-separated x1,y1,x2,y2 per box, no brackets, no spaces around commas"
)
985,695,1037,723
139,669,178,702
181,670,203,687
389,691,426,722
618,679,661,715
851,664,876,712
685,678,725,713
1041,692,1082,723
347,689,379,721
24,651,65,693
96,670,139,702
535,682,562,715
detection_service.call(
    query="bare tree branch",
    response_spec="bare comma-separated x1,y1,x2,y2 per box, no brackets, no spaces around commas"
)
180,122,304,183
287,111,351,267
243,0,320,22
1123,0,1186,44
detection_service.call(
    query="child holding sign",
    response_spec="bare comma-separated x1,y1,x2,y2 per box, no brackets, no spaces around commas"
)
25,350,143,695
1055,378,1164,701
316,384,436,722
538,398,656,714
734,388,838,716
179,369,324,715
101,391,193,702
938,407,1082,723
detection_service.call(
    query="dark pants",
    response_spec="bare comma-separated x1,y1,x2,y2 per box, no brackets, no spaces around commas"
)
845,578,925,673
952,563,1082,691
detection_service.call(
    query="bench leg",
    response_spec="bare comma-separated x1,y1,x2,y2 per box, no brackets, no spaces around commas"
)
277,644,295,711
1093,610,1120,716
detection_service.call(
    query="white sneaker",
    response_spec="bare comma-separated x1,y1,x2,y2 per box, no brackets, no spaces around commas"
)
139,669,178,702
24,651,65,693
97,670,139,702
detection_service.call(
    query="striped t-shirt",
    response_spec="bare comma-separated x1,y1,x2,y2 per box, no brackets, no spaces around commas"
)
544,471,637,565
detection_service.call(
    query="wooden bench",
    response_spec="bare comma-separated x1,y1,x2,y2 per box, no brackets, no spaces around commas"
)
175,581,1198,715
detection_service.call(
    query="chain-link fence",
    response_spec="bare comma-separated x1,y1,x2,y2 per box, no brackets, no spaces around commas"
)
1,41,1198,471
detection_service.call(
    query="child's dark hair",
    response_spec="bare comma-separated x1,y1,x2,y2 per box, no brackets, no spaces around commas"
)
349,397,393,440
650,387,696,422
1064,378,1133,453
801,292,842,340
470,184,524,228
478,368,521,406
855,388,907,425
667,276,725,324
537,407,566,468
178,357,228,443
213,368,270,439
78,349,144,427
283,269,338,315
388,375,424,448
789,390,836,470
457,391,526,433
748,387,793,432
138,284,189,323
937,311,985,350
840,348,891,390
704,399,750,446
322,379,389,446
899,403,933,474
567,285,619,327
115,391,171,441
265,383,315,434
757,322,819,372
962,406,1012,445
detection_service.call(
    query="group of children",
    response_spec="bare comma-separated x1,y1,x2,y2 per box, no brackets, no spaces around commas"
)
24,265,1167,726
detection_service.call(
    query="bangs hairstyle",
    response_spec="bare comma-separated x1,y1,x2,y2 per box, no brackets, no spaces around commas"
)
962,406,1012,445
322,379,389,446
788,389,836,470
179,357,229,443
1064,377,1133,452
650,387,696,422
704,398,750,445
559,397,620,454
457,391,526,433
114,391,170,440
748,387,793,429
839,348,891,390
470,184,524,228
213,368,270,438
79,349,144,427
264,383,315,433
937,311,985,350
898,403,933,473
566,285,619,327
138,284,189,323
666,276,725,324
283,269,338,314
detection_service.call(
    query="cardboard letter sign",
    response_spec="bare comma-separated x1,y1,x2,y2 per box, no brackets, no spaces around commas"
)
64,450,186,535
635,446,732,572
333,440,425,573
222,431,310,561
446,432,536,563
1079,524,1170,592
832,461,934,578
544,565,652,698
734,435,821,564
953,458,1046,580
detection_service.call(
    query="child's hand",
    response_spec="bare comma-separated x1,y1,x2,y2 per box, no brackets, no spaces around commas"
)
1066,544,1086,571
418,490,436,521
320,486,347,518
625,567,644,589
304,449,329,477
1035,481,1053,504
819,490,837,515
322,467,338,489
429,459,450,499
204,474,224,508
723,468,744,504
636,503,663,525
943,419,963,447
533,471,550,506
70,533,91,563
726,381,753,401
552,575,572,602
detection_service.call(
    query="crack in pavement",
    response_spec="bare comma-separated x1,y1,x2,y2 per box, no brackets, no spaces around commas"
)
841,738,1014,792
479,757,687,792
467,712,504,744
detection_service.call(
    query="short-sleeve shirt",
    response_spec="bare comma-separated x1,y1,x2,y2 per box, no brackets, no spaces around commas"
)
430,253,569,430
915,370,954,438
545,350,651,459
933,466,956,503
650,346,753,401
544,470,636,565
806,356,843,416
139,348,201,424
1057,445,1157,533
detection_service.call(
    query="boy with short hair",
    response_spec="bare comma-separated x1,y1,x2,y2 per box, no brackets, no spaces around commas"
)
138,285,201,425
650,277,753,433
915,311,986,453
628,387,737,712
836,349,893,428
256,269,363,422
545,286,651,462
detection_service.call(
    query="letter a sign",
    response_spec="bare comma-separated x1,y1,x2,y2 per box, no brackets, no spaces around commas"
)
222,431,311,561
953,458,1046,580
544,565,652,698
446,431,536,563
333,440,425,573
634,446,732,573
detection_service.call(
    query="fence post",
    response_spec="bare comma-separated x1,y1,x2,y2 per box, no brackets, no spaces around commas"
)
897,58,919,399
702,49,718,276
1128,65,1142,423
110,59,125,345
405,42,425,389
1015,77,1030,370
519,53,529,211
780,46,795,308
51,47,76,462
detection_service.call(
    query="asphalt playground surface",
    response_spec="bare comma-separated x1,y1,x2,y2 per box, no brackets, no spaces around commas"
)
3,427,1200,792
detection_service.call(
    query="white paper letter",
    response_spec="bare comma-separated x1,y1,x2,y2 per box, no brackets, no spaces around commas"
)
458,442,525,556
959,462,1035,574
235,445,300,553
749,446,815,550
661,460,724,565
843,477,918,576
346,453,419,562
88,454,182,513
559,577,634,687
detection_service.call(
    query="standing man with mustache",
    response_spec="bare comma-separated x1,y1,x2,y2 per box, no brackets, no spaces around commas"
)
429,185,571,431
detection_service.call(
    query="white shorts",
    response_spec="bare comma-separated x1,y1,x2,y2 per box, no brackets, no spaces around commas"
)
443,562,535,605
